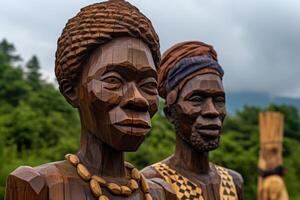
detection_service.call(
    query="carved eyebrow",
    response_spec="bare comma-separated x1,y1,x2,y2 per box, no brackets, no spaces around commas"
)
90,63,157,82
138,67,157,80
184,90,225,99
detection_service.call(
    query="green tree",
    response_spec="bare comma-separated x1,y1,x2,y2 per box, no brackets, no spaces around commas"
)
0,39,81,199
26,55,42,90
0,39,21,65
0,40,30,106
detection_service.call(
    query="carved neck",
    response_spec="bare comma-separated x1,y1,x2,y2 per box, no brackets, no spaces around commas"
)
172,135,210,174
77,126,125,178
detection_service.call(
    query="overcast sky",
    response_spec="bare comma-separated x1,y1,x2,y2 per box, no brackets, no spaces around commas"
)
0,0,299,98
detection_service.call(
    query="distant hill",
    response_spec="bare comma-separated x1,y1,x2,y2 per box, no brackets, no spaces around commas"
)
226,91,300,114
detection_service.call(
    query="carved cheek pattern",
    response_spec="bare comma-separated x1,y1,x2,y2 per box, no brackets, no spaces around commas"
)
174,102,199,140
216,106,226,121
88,79,123,107
177,101,202,121
147,96,158,117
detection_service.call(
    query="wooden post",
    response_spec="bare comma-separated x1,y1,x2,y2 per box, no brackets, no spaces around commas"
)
258,111,289,200
258,112,284,170
259,112,284,146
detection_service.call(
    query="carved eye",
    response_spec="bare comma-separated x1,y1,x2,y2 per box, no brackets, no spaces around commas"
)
102,76,122,84
101,76,123,89
189,95,204,102
214,96,225,103
140,78,158,95
141,82,157,90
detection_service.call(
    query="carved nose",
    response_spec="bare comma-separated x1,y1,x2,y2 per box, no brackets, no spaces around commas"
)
121,83,149,112
202,98,219,118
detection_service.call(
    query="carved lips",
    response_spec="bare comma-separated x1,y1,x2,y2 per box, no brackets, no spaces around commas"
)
109,107,151,136
195,124,221,139
114,118,151,136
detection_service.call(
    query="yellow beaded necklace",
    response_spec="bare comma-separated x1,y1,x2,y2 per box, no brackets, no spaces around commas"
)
65,154,153,200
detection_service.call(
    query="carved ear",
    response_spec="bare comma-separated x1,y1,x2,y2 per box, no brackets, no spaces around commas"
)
59,79,79,108
164,88,179,123
166,88,178,105
163,106,174,123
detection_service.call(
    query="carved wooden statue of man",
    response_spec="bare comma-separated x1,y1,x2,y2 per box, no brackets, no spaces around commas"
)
258,112,289,200
5,1,175,199
142,41,244,200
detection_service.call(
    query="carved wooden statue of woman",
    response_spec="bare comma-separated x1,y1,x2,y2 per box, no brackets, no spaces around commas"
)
142,41,244,199
4,1,175,199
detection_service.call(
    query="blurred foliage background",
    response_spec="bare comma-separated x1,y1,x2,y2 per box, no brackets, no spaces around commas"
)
0,39,299,200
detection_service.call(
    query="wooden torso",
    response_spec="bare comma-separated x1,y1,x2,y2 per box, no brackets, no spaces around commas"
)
5,160,165,200
142,157,243,200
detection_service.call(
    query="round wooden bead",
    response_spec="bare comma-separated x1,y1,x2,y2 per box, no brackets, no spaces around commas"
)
127,179,139,191
92,175,107,186
107,183,121,195
98,195,109,200
90,179,102,197
124,161,135,169
77,163,91,181
131,168,141,180
65,154,71,160
145,193,153,200
120,185,132,196
65,154,80,166
140,175,149,193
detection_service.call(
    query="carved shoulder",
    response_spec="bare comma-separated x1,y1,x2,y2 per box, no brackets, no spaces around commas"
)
227,168,244,200
141,165,177,200
141,165,161,179
227,169,244,187
5,166,48,200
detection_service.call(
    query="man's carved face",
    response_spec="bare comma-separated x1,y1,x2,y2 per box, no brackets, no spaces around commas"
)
79,37,158,151
170,73,226,152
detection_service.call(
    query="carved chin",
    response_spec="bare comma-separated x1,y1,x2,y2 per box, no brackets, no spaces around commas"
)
190,132,220,152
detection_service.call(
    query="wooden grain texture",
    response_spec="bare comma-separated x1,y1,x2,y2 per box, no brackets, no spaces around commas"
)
5,161,172,200
258,111,284,170
5,166,48,200
259,112,284,144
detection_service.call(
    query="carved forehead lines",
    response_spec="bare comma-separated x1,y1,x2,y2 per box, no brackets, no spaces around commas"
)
179,74,224,98
87,37,155,78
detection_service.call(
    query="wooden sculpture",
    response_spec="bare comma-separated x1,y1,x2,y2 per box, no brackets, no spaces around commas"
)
258,112,289,200
4,1,176,199
142,41,244,200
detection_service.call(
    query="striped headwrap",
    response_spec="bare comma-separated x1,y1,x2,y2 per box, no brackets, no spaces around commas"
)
158,41,223,99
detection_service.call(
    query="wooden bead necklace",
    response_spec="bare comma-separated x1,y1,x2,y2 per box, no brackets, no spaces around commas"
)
65,154,153,200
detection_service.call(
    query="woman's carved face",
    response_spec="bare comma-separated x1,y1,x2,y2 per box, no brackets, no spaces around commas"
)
78,37,158,151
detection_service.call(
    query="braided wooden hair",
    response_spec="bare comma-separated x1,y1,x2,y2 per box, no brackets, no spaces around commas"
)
55,0,160,95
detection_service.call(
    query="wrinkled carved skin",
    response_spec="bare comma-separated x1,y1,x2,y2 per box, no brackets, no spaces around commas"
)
78,37,158,151
166,73,226,152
